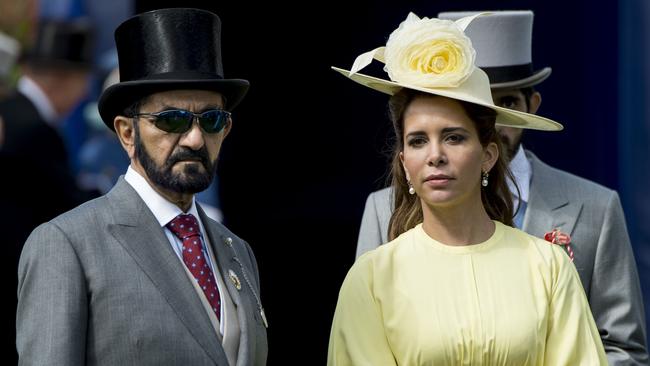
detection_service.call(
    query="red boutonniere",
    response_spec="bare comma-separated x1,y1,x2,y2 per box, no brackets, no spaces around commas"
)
544,229,574,262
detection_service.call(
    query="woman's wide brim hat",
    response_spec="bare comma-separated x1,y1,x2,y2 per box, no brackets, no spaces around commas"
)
332,13,562,131
98,8,249,131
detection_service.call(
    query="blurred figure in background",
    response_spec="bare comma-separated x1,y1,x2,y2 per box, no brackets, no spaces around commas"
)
0,17,97,247
0,30,19,152
0,30,19,97
0,17,97,363
77,66,129,194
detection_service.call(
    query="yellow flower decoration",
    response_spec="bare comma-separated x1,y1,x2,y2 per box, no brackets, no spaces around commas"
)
384,13,476,87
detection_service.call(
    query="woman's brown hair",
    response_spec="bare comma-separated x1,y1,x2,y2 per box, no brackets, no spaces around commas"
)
387,89,516,241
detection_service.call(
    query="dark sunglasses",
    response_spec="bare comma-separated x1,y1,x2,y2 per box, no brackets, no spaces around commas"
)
134,109,231,134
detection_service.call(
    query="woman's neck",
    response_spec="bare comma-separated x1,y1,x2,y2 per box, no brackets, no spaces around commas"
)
420,198,496,246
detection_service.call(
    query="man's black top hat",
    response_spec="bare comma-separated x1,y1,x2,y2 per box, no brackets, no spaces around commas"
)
98,8,249,131
23,18,94,69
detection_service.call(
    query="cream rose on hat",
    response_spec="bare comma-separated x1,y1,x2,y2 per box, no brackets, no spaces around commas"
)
335,12,563,131
384,13,475,87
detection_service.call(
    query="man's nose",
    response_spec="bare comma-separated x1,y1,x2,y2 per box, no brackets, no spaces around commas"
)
178,119,206,150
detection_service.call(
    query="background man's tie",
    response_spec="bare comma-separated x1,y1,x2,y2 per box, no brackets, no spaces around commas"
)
513,201,528,229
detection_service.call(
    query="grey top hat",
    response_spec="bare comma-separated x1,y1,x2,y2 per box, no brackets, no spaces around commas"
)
438,10,551,89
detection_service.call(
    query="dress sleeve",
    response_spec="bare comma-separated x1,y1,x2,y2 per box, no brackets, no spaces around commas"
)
544,245,608,365
327,257,397,366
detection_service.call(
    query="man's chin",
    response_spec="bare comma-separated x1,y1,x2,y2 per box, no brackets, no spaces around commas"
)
162,182,211,195
172,173,212,193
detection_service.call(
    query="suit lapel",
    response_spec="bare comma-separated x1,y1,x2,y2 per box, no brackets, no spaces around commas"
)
198,206,257,366
106,179,228,364
523,152,582,238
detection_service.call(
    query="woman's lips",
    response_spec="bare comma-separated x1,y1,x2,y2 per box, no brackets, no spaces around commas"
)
423,174,453,187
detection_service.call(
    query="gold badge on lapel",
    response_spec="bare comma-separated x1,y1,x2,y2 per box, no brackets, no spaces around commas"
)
228,269,242,290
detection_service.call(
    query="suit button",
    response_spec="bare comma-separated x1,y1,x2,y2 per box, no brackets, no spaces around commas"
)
224,237,233,246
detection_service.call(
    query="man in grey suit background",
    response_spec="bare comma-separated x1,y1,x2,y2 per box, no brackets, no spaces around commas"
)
16,8,267,366
356,10,648,365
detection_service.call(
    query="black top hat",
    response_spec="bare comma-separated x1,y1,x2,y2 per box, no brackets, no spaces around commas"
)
98,8,249,131
23,18,94,69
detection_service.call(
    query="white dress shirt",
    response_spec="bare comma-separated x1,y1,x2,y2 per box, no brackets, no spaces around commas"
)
507,144,532,211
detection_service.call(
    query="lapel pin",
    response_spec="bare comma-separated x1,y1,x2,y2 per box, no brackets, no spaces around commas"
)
260,308,268,328
228,269,242,290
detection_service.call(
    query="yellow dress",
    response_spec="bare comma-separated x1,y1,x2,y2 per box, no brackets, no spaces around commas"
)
328,221,607,365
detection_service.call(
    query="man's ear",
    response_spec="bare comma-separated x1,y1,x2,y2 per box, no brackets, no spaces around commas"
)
222,116,232,138
528,91,542,114
114,116,136,159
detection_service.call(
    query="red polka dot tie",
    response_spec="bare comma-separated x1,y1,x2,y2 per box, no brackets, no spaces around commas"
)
167,214,221,320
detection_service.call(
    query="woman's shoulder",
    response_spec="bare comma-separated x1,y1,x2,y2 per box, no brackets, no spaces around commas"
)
348,226,420,282
357,225,420,262
342,227,421,298
498,222,572,269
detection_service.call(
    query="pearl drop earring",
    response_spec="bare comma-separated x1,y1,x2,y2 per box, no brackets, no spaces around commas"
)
408,181,415,195
481,171,489,187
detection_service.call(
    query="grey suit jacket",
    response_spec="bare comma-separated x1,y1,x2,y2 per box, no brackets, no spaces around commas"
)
17,178,268,366
356,151,648,365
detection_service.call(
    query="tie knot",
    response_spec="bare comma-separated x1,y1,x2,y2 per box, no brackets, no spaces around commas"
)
167,214,201,240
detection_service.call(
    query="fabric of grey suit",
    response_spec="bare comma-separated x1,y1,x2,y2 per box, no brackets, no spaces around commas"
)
17,177,267,365
357,150,648,365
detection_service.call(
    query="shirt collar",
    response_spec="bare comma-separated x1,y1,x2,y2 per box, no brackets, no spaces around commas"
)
124,165,199,227
17,75,58,126
507,144,531,203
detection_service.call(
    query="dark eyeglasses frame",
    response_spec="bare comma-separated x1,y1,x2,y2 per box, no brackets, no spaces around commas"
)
133,108,231,134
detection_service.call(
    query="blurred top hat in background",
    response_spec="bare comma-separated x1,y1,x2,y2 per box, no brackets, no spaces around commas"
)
22,18,94,70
